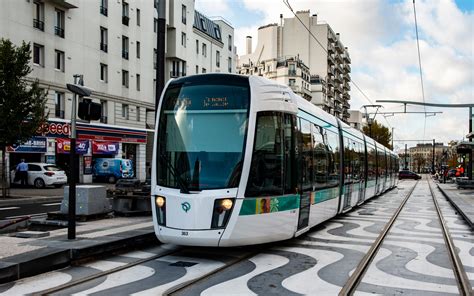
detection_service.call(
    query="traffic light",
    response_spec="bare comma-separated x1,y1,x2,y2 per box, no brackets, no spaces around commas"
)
78,99,101,121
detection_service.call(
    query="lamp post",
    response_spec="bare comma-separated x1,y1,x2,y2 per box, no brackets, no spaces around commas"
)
66,76,91,240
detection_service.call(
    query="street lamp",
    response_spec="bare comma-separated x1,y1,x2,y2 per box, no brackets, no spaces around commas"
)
66,76,91,240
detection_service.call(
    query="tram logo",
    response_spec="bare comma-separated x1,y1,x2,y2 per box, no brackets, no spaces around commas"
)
181,202,191,213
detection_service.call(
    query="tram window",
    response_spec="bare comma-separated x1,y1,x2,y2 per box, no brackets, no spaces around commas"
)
300,119,312,191
367,145,376,181
343,136,352,183
358,142,365,181
245,112,283,197
326,130,340,186
283,114,296,194
313,124,328,188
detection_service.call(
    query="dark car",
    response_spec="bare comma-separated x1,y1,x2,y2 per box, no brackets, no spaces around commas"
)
398,170,421,180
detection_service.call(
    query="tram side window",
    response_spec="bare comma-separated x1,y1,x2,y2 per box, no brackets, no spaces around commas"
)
313,124,328,188
367,145,376,181
343,137,352,183
326,130,340,186
283,114,296,194
245,112,284,197
300,119,312,191
358,142,365,181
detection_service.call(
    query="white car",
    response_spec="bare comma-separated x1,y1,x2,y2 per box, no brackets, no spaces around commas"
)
11,163,68,188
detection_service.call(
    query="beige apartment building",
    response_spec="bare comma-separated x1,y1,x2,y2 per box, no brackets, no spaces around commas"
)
238,10,351,122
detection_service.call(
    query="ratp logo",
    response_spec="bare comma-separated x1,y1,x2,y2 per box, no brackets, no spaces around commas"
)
181,202,191,213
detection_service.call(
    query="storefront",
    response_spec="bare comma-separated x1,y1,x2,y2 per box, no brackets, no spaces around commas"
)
5,120,149,183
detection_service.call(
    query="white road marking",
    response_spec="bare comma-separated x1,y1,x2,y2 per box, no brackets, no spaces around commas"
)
5,213,47,219
42,203,62,206
0,207,20,211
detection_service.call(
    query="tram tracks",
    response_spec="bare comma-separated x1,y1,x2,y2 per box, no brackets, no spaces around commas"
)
339,177,473,296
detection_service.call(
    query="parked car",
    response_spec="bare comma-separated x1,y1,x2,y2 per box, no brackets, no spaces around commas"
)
10,163,68,188
398,170,421,180
447,169,457,178
92,158,134,183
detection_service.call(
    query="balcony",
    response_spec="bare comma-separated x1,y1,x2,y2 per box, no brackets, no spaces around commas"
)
327,54,335,65
54,26,65,38
328,67,335,77
33,19,44,31
334,74,342,83
343,92,350,99
100,115,108,124
100,6,108,16
122,50,129,60
328,33,336,42
343,82,350,91
55,110,65,119
288,69,297,76
343,74,350,82
343,53,351,63
343,101,350,109
122,15,130,26
336,42,344,54
100,43,108,52
328,42,335,53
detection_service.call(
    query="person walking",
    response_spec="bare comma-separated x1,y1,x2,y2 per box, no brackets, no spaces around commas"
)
16,159,28,186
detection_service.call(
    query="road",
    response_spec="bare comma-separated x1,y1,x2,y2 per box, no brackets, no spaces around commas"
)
0,179,472,295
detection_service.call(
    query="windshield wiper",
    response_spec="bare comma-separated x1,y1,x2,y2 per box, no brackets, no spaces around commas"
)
159,152,190,194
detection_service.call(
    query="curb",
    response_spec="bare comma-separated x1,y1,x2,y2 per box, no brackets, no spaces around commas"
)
0,229,158,284
437,184,474,229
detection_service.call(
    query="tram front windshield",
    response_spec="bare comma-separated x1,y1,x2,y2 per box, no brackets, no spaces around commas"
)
156,77,250,191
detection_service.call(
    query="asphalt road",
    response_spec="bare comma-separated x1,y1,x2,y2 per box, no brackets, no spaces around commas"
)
0,201,62,219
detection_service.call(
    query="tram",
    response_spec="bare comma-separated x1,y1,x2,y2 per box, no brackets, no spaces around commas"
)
151,74,398,247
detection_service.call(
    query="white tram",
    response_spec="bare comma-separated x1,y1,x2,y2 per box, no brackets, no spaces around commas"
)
151,74,398,246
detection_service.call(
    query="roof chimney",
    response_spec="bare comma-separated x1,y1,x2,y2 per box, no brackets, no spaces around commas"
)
246,36,252,55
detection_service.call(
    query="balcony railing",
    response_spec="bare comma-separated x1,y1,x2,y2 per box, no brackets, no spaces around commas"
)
122,15,130,26
122,50,129,60
170,71,185,78
100,115,108,124
100,6,108,16
288,69,297,76
54,26,65,38
100,43,108,52
33,19,44,31
55,110,65,119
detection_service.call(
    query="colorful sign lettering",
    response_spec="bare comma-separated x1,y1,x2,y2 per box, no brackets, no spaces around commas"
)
7,137,47,153
56,138,89,154
92,141,119,155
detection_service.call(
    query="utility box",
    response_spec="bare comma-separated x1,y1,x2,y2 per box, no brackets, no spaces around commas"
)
61,185,111,216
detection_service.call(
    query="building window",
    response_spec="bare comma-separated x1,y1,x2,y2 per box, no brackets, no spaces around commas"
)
182,5,186,24
154,18,157,33
216,50,220,67
202,43,207,57
33,43,44,66
122,104,129,119
181,32,186,48
136,74,140,91
214,27,221,40
289,79,296,86
100,63,108,82
33,1,44,31
100,100,107,123
228,57,232,73
100,0,108,16
100,27,108,52
136,41,140,58
54,9,65,38
154,49,157,69
122,2,129,26
182,61,186,76
200,17,206,31
55,92,65,119
228,35,232,51
195,65,199,74
202,68,206,73
136,8,140,26
136,106,140,121
55,50,64,72
288,63,296,76
196,40,199,54
122,36,129,59
122,70,129,88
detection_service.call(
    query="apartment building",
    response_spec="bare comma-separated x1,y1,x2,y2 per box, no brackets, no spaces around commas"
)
408,143,448,172
347,110,366,131
0,0,235,183
238,10,351,122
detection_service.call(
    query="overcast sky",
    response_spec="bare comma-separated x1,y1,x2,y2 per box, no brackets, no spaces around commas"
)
195,0,473,152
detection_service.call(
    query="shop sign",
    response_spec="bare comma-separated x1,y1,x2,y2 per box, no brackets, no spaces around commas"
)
92,141,119,155
7,137,47,153
57,138,89,154
83,156,92,174
37,122,70,138
45,155,56,164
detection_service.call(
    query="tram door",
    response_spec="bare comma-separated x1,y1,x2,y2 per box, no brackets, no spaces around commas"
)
297,117,311,230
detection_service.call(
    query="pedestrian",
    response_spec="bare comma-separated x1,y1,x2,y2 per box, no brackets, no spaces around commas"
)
16,159,28,187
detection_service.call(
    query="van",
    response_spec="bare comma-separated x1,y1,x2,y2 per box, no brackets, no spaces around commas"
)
93,158,134,183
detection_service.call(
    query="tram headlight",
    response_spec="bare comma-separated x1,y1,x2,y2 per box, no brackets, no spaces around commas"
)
211,198,234,229
154,196,166,226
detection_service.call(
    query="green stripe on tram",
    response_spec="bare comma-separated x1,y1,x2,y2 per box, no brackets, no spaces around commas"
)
239,194,300,216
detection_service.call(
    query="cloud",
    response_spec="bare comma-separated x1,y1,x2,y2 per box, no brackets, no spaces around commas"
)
194,0,231,17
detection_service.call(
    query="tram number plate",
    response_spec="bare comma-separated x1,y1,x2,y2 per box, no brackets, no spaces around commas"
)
181,231,189,236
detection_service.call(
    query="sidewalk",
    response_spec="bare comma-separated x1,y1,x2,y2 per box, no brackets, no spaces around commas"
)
437,182,474,229
0,216,157,284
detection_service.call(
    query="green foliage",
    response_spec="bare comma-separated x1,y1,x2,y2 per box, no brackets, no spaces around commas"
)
0,39,48,147
362,120,392,149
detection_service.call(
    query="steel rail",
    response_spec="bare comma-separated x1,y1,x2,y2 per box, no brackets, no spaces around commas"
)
427,179,473,295
33,247,181,296
339,180,419,296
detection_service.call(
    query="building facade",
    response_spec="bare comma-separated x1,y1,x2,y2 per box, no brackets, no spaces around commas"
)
347,110,366,131
238,10,351,122
408,143,448,173
0,0,235,183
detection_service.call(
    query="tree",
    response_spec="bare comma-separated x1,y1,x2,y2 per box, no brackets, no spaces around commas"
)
362,120,392,149
0,39,48,197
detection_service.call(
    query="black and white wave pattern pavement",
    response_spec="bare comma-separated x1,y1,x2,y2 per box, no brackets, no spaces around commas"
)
0,180,472,295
